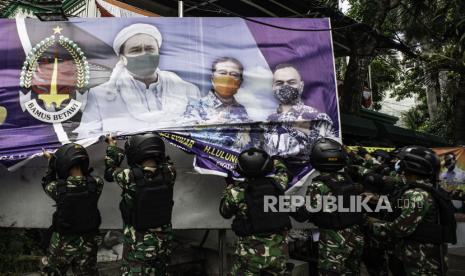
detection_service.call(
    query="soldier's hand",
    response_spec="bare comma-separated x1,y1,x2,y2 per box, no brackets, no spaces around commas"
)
42,148,53,160
105,134,117,146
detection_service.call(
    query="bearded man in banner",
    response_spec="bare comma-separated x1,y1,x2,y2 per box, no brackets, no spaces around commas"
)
264,63,336,163
180,57,256,152
75,23,200,139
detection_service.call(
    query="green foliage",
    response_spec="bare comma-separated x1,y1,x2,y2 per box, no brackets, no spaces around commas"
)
400,72,457,144
344,0,465,142
370,55,401,110
392,65,425,101
401,107,424,131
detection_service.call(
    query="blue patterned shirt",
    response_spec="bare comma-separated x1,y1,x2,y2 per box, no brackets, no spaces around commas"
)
181,91,250,125
264,101,336,159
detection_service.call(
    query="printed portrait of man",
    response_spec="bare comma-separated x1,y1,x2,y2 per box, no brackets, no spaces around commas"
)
75,23,201,139
264,63,336,161
180,57,257,152
440,153,465,186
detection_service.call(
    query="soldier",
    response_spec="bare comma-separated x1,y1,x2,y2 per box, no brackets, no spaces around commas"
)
220,148,292,275
366,146,457,276
41,144,103,275
105,133,176,275
294,138,364,275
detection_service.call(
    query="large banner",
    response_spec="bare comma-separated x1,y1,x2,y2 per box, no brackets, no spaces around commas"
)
0,18,340,184
434,147,465,188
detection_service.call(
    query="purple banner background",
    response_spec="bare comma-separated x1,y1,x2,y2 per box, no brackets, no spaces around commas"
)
0,18,339,184
246,18,339,130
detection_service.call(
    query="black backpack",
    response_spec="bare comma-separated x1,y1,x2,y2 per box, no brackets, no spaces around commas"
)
53,177,101,235
120,166,174,231
232,177,291,237
310,173,364,230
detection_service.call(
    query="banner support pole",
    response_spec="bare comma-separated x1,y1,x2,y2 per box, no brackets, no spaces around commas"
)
178,1,184,17
218,229,226,275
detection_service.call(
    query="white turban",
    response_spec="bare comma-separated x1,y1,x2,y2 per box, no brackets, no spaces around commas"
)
112,23,163,55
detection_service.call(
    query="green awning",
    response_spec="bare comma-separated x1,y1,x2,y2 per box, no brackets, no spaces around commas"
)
340,113,378,138
376,123,449,147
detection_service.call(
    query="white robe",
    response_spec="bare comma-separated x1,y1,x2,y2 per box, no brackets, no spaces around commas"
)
75,63,200,139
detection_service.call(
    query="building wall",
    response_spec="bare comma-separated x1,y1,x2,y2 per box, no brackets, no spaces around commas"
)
0,142,230,229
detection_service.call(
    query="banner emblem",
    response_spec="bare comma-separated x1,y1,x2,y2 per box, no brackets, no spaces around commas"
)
19,26,89,123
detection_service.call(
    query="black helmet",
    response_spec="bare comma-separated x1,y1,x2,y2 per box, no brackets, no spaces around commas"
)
125,133,165,167
54,143,89,179
397,146,440,177
310,138,347,172
237,148,273,178
372,149,391,163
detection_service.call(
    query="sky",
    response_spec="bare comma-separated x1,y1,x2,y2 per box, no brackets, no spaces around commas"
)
339,0,350,14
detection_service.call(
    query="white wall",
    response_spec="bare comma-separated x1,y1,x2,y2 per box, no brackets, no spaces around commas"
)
0,142,230,229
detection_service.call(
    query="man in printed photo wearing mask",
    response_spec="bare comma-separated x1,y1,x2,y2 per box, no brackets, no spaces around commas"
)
75,23,201,139
440,153,465,186
180,57,255,151
264,63,336,163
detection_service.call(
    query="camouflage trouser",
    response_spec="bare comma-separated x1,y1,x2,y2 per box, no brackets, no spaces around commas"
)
121,225,172,276
397,242,447,276
230,234,288,276
318,230,364,276
41,232,98,276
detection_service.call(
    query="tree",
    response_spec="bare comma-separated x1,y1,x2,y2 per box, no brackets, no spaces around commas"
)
341,0,404,114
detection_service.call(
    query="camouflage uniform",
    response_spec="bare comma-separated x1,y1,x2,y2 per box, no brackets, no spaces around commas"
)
105,145,176,276
41,163,103,276
368,179,446,276
220,159,289,276
306,172,364,275
360,172,405,276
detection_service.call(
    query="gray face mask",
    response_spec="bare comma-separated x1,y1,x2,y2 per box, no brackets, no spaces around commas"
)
125,53,159,77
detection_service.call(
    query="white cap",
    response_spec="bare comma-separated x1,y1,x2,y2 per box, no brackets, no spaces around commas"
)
112,23,162,55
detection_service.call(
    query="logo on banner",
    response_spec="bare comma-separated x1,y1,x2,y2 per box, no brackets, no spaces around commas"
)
19,26,90,123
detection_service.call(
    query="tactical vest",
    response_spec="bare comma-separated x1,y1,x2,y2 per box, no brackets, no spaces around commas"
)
310,174,364,230
231,177,291,237
120,166,174,231
53,177,101,235
391,182,457,244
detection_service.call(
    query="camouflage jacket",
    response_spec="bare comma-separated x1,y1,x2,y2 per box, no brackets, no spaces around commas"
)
104,145,176,226
42,158,104,202
371,179,438,239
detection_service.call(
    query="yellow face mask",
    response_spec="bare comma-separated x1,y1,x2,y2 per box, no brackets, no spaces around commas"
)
0,106,7,125
212,75,240,98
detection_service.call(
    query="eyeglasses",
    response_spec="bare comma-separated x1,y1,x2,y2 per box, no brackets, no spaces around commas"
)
214,70,241,79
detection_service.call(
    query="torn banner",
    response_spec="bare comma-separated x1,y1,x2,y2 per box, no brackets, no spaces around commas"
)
0,17,340,185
